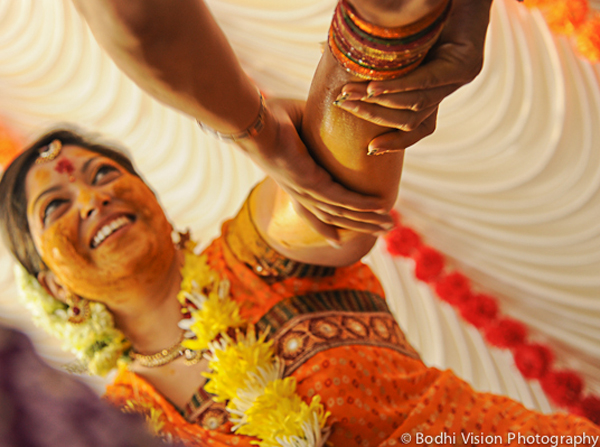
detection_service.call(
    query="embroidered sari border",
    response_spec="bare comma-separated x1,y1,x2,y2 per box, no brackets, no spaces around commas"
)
256,289,391,334
273,310,421,376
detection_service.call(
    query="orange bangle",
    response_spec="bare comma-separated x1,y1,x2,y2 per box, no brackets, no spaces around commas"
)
328,0,452,80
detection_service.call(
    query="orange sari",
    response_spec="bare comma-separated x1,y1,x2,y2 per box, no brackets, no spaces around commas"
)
105,200,599,446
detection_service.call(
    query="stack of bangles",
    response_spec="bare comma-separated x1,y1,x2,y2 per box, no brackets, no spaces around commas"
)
329,0,452,80
198,0,451,139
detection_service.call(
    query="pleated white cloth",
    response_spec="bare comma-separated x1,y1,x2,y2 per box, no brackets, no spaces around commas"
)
0,0,598,411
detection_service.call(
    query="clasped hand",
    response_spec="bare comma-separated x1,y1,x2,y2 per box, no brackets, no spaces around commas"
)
237,0,491,239
334,0,491,155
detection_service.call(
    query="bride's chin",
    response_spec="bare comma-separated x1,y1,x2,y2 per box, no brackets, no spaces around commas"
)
101,232,174,272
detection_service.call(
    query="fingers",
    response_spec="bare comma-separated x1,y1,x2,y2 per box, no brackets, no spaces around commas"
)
295,199,390,239
335,100,438,131
264,101,389,214
311,201,394,228
367,109,439,155
307,205,392,234
340,57,463,100
284,174,388,213
366,50,480,96
360,84,460,111
337,77,461,116
292,201,340,243
282,184,393,231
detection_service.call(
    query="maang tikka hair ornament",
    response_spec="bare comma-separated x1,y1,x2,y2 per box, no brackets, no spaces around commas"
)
35,139,62,164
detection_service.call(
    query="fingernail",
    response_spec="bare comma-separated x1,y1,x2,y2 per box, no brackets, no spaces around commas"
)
365,89,388,99
368,147,396,156
382,223,395,231
333,92,350,105
326,239,343,249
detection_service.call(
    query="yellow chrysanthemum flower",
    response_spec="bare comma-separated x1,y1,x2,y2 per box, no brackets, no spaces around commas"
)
181,291,244,351
177,250,220,301
203,328,276,403
236,378,329,447
124,400,166,436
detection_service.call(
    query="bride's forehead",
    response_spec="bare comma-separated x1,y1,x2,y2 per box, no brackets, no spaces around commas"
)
25,146,106,197
51,145,99,162
29,145,100,173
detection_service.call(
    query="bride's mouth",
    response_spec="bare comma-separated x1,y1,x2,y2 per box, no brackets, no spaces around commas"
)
90,215,135,249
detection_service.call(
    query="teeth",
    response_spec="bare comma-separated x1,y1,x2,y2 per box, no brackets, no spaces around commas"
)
92,216,130,248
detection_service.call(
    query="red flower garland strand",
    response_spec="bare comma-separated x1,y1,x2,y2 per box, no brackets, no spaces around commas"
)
523,0,600,62
384,211,599,426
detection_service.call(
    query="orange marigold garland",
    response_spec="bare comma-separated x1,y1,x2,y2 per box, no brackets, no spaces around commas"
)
575,15,600,62
384,210,600,426
523,0,600,62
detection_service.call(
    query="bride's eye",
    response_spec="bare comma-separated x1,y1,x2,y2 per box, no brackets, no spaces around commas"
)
93,164,119,185
43,199,67,223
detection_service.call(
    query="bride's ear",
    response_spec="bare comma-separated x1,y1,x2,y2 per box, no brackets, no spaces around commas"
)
37,270,69,303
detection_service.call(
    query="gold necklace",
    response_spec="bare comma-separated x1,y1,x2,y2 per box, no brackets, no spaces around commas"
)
129,332,202,368
129,233,203,368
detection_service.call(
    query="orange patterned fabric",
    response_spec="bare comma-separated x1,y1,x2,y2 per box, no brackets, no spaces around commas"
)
104,201,599,446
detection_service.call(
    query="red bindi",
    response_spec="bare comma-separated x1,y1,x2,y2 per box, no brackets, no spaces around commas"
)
55,158,75,175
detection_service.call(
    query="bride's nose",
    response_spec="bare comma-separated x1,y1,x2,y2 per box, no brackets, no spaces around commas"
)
77,187,111,219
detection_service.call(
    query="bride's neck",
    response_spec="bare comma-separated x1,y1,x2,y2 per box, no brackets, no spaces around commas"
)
109,247,185,353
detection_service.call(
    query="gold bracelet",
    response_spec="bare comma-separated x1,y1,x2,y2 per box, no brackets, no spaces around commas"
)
197,91,266,142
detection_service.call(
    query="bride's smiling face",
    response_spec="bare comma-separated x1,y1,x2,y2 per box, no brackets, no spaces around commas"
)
25,145,175,301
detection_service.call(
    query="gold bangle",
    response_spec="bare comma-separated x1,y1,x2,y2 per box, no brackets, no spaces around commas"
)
197,91,266,142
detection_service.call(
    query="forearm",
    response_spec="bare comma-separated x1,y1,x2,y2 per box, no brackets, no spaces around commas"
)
301,0,448,208
301,50,405,211
255,0,448,265
72,0,259,134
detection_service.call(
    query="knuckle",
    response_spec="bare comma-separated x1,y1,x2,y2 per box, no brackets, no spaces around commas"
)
311,206,331,222
421,70,441,90
411,94,428,112
320,214,334,224
401,115,420,132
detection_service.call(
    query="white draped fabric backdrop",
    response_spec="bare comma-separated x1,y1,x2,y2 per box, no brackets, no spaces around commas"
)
0,0,598,413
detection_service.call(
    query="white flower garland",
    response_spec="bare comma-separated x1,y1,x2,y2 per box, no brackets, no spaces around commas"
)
14,264,130,376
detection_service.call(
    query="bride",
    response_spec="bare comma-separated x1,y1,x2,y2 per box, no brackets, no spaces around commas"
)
0,0,598,445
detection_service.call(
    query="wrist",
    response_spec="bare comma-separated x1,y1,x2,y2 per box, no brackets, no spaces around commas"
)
235,101,281,159
197,90,266,142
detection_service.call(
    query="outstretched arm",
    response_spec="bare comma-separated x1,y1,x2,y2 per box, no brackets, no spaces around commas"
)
72,0,394,241
251,0,457,266
74,0,488,266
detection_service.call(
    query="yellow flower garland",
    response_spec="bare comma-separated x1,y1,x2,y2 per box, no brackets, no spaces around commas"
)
14,236,330,446
177,241,330,447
